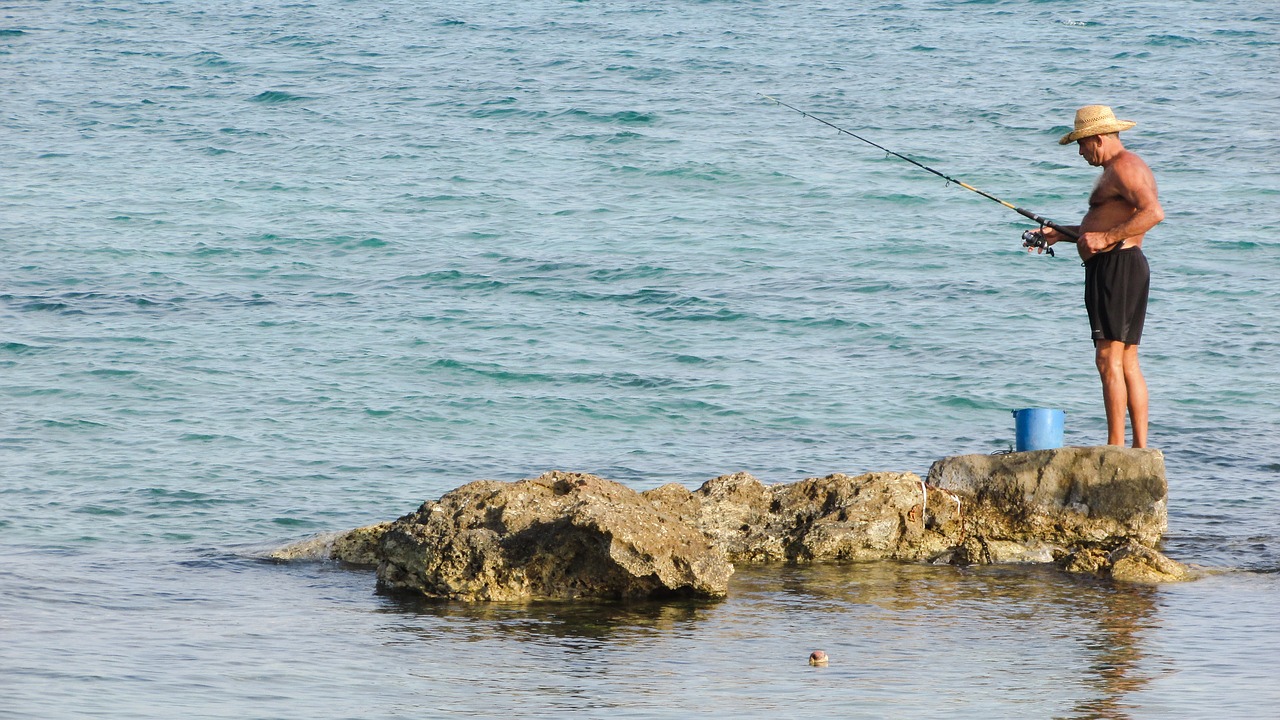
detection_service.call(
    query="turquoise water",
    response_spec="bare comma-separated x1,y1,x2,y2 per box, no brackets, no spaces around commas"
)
2,1,1278,717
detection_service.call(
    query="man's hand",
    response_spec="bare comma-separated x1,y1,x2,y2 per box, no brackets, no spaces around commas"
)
1037,226,1067,250
1081,230,1117,254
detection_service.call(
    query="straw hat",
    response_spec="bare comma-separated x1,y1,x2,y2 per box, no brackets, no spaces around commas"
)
1058,105,1137,144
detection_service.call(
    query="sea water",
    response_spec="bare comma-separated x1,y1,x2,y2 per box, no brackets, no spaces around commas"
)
2,1,1278,718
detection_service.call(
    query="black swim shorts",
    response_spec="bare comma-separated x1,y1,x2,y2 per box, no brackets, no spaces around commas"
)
1084,245,1149,345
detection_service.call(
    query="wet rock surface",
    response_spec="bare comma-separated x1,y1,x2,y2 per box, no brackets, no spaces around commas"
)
270,446,1194,600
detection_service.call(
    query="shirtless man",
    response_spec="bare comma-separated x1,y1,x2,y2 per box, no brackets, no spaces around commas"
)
1041,105,1164,448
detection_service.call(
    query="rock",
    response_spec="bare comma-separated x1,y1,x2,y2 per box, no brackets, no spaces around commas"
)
926,447,1190,582
267,446,1194,599
331,523,392,565
1059,545,1111,575
267,522,391,565
1116,540,1192,579
1107,541,1194,583
375,471,733,602
927,447,1168,548
644,470,963,563
1056,540,1194,583
939,537,1064,566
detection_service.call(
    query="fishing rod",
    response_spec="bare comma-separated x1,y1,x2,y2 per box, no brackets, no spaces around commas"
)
759,94,1078,254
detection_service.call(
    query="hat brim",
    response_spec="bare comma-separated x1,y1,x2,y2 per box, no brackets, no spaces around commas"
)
1059,120,1137,144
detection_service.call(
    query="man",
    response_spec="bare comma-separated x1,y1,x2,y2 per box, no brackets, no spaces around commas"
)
1040,105,1164,448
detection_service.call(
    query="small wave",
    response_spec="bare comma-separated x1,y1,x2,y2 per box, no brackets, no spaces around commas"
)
561,108,656,125
628,288,701,306
73,505,129,517
41,419,110,430
267,35,333,48
471,105,547,120
249,90,310,104
19,301,69,313
1,342,45,354
272,517,320,528
608,131,644,144
935,395,997,410
178,433,243,442
189,51,236,68
554,131,652,145
88,368,138,377
426,358,680,390
1146,34,1203,47
218,126,271,137
1208,239,1266,250
0,29,26,37
796,316,855,328
861,192,934,205
402,193,463,203
176,549,252,569
646,308,746,322
586,265,670,282
609,110,654,124
400,269,463,282
137,488,226,506
648,164,734,183
5,291,190,317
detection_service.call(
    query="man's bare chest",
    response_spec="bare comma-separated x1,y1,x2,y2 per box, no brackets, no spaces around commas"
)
1088,172,1125,208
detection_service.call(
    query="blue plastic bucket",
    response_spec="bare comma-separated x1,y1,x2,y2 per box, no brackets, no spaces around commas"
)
1012,408,1066,451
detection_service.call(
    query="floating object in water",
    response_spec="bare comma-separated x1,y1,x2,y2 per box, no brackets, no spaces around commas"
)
809,650,828,666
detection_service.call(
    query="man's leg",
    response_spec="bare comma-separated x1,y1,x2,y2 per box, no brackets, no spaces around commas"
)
1123,343,1148,448
1095,340,1130,446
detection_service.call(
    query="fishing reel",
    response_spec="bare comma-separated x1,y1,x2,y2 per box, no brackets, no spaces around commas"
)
1022,228,1054,257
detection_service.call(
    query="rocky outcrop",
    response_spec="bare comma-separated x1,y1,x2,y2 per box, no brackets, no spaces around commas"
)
927,447,1189,583
927,447,1168,546
643,471,961,563
375,471,733,602
268,446,1193,600
1059,540,1193,583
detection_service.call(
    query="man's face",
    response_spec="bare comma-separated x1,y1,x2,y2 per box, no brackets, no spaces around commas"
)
1078,134,1105,166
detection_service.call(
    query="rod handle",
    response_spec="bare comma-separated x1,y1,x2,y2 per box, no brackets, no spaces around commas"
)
1015,207,1079,242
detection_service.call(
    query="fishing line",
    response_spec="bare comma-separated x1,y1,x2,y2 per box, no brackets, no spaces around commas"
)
759,94,1078,251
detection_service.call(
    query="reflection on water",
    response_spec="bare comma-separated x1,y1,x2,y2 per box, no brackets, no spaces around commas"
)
371,561,1165,719
382,592,716,641
737,563,1163,720
6,549,1277,719
1075,582,1164,720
